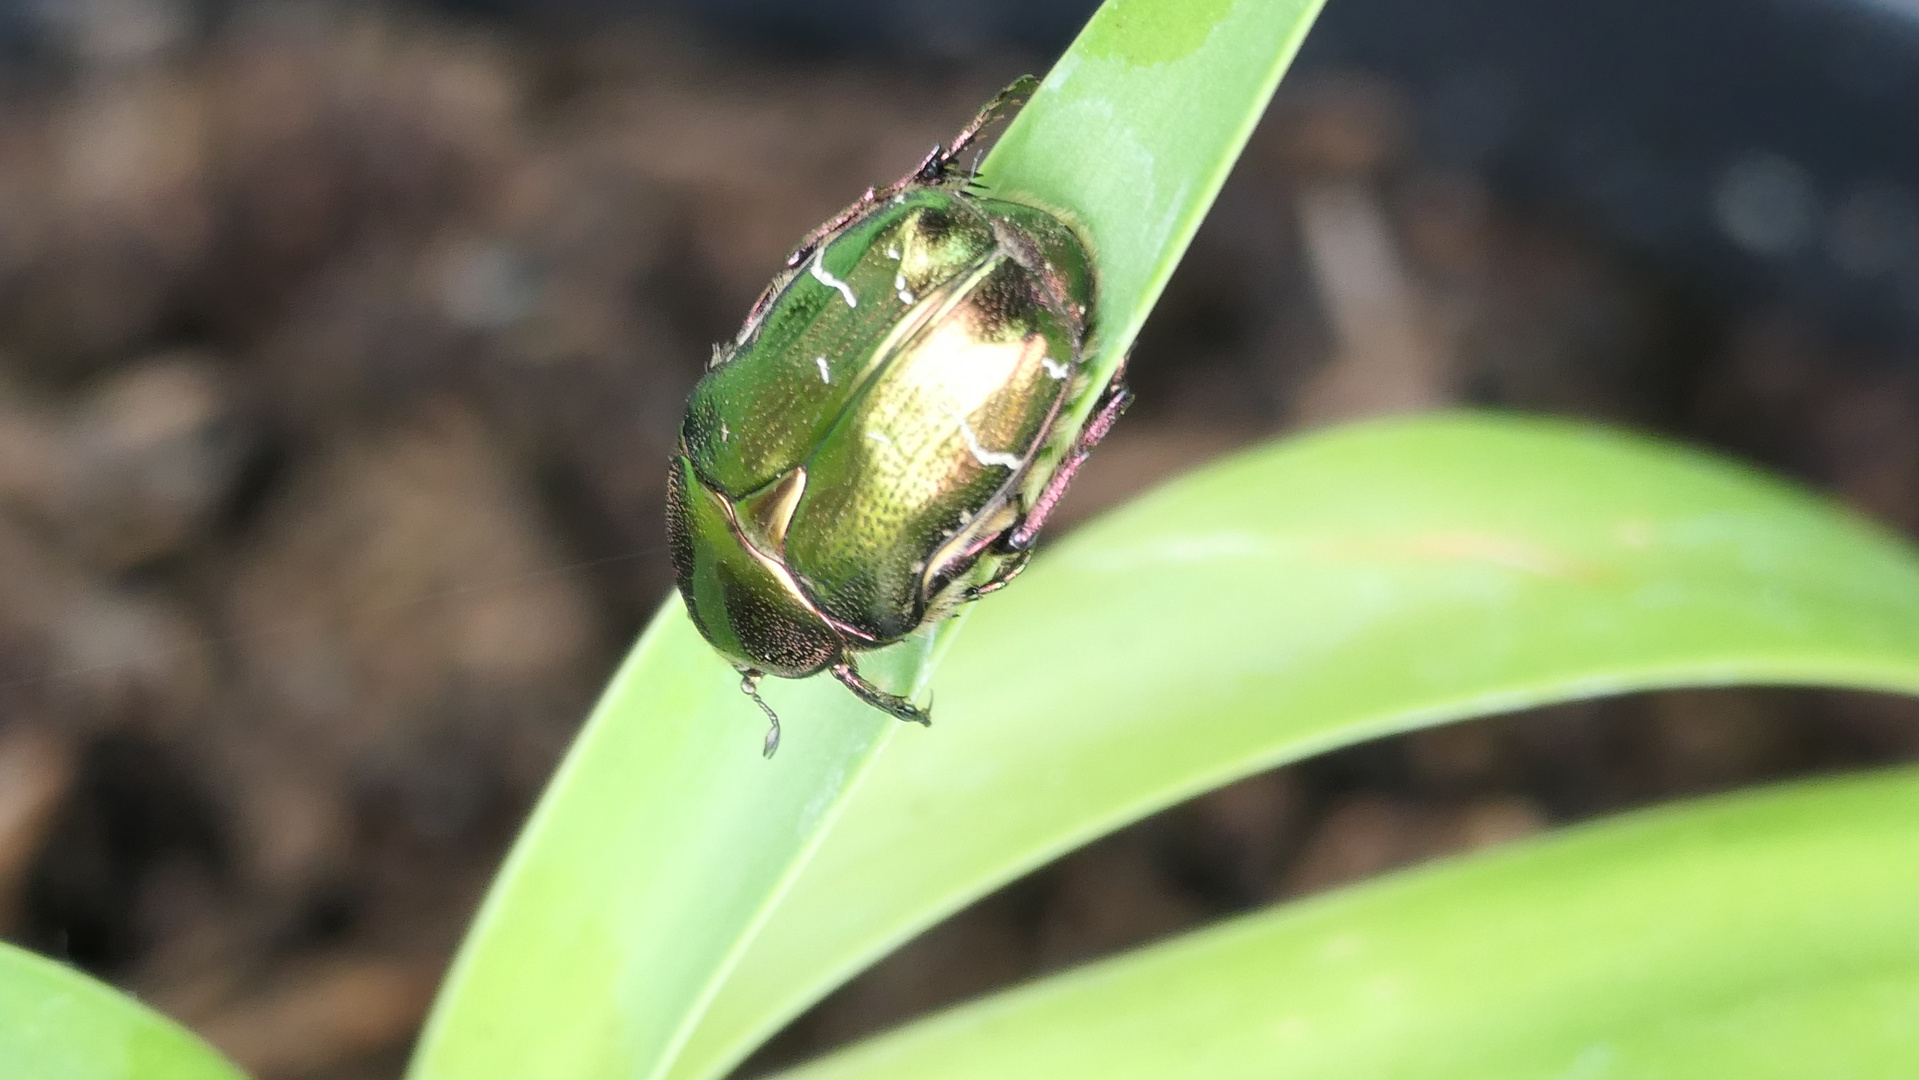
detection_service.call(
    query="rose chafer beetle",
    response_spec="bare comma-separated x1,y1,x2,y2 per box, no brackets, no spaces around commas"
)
667,76,1131,756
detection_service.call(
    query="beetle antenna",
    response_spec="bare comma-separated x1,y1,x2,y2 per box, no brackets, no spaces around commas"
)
740,672,783,757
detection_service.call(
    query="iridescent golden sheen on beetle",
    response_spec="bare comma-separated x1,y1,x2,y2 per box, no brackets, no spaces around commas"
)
666,77,1131,755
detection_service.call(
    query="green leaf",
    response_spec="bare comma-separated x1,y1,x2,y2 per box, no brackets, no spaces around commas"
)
773,766,1919,1080
402,609,916,1080
408,1,1326,1079
672,414,1919,1079
0,942,244,1080
981,0,1330,438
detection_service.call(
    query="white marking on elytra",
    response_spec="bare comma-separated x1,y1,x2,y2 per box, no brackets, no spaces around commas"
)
809,248,857,307
866,431,893,447
720,422,730,442
815,356,830,383
885,246,901,260
957,415,1023,470
894,272,915,305
1039,356,1070,379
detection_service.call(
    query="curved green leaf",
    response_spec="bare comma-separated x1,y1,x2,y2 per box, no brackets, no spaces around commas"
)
0,942,243,1080
403,609,917,1080
672,414,1919,1079
980,0,1330,424
776,766,1919,1079
409,1,1326,1078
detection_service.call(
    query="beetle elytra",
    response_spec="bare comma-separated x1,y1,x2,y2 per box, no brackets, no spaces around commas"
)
667,76,1131,755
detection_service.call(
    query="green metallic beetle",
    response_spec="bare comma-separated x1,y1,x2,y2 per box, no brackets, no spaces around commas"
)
667,76,1131,756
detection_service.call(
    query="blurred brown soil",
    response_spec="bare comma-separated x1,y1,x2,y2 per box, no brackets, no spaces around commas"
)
0,11,1912,1079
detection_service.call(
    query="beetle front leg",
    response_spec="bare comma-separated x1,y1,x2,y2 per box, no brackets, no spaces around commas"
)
1005,377,1134,551
943,75,1039,164
784,76,1038,268
787,185,881,268
830,662,932,727
788,144,940,268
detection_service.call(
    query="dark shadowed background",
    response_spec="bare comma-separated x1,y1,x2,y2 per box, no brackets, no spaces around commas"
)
2,0,1918,1075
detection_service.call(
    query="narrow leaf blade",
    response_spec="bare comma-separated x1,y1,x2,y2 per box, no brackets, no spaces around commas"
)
420,0,1333,1076
405,606,939,1080
665,0,1333,1068
777,767,1919,1079
981,0,1330,428
682,415,1919,1077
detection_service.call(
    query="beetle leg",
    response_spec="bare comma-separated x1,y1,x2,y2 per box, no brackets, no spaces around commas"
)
791,138,949,268
793,128,954,266
911,144,948,184
787,185,881,268
784,77,1039,269
1005,377,1134,551
739,671,784,758
944,75,1039,164
963,546,1033,601
789,139,951,268
830,662,932,728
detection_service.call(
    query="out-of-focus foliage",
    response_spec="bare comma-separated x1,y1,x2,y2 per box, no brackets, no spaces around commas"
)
0,942,241,1080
